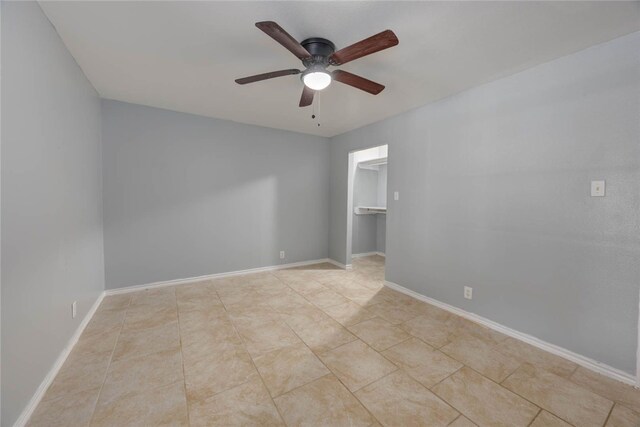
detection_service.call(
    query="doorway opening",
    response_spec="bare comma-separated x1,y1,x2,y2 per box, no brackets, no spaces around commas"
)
346,144,388,270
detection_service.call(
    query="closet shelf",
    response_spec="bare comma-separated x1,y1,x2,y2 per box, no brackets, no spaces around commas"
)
355,206,387,215
357,157,387,170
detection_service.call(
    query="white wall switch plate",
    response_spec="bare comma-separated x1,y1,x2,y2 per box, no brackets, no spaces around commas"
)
72,301,77,318
279,251,285,259
464,286,473,300
394,191,399,201
591,180,605,197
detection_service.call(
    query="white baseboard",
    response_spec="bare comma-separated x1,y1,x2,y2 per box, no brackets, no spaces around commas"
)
105,258,334,295
352,251,385,258
14,291,106,427
384,280,637,387
328,259,352,270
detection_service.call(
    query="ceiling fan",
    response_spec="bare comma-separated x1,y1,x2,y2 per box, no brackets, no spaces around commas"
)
235,21,399,107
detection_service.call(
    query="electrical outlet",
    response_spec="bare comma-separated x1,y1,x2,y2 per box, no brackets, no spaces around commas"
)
280,251,285,259
394,191,400,201
464,286,473,300
591,180,605,197
72,301,77,319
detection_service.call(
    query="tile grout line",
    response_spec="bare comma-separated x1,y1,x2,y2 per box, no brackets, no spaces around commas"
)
600,402,615,427
86,295,132,425
526,409,542,427
175,288,192,427
214,277,289,426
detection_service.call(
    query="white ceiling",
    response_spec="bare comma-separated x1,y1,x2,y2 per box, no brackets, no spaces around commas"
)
40,1,640,137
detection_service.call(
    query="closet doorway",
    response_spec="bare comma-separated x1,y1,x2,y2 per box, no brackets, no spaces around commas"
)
346,145,388,269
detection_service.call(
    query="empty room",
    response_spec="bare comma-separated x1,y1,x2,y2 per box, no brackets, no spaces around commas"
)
2,1,640,426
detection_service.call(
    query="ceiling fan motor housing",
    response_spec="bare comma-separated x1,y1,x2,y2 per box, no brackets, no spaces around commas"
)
301,38,336,67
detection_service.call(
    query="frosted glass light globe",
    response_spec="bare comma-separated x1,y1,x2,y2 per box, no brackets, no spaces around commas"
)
303,71,331,90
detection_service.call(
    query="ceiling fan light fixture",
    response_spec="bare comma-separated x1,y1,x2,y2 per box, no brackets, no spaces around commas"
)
302,68,331,91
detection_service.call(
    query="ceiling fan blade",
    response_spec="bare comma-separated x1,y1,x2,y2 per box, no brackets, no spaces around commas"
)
329,30,398,66
235,69,301,85
255,21,312,60
299,86,314,107
332,70,385,95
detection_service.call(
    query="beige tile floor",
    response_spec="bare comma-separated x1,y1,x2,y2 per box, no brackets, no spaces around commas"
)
28,255,640,426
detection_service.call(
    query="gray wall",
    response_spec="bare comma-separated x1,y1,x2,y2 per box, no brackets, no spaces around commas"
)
102,100,329,289
1,2,105,425
330,32,640,374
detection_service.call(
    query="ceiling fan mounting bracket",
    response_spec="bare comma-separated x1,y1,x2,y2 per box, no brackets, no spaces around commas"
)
301,38,335,67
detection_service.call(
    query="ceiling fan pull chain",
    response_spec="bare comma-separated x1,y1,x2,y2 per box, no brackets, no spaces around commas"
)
317,92,321,127
312,93,317,119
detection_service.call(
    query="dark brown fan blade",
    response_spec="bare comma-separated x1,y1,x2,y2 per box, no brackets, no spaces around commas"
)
255,21,311,60
329,30,398,66
332,70,385,95
235,69,301,85
299,86,314,107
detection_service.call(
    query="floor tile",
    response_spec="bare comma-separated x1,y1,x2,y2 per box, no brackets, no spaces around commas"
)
73,325,121,358
92,381,188,426
175,280,217,300
493,337,577,378
122,304,178,331
97,294,131,312
606,404,640,427
83,310,126,337
27,388,100,427
502,363,613,427
111,320,180,362
227,305,284,330
440,335,520,382
348,317,410,351
184,346,257,403
129,288,176,308
265,290,312,312
44,351,112,402
284,278,327,296
382,338,462,388
180,323,244,363
274,375,373,427
448,416,477,427
253,343,329,397
447,317,508,346
411,302,452,322
400,314,457,348
334,283,382,306
288,317,357,353
368,301,419,325
570,367,640,413
530,410,572,427
177,295,225,314
355,371,459,426
189,376,284,426
278,303,329,328
235,319,301,358
100,348,183,405
304,288,352,309
432,366,539,427
319,339,397,392
178,308,233,334
322,300,377,327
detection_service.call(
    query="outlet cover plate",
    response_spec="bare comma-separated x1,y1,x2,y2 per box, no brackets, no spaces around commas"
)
591,180,605,197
